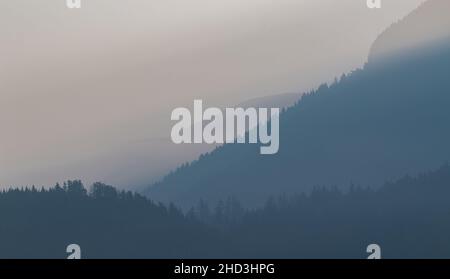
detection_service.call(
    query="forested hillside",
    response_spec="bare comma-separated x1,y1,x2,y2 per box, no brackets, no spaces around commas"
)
147,38,450,209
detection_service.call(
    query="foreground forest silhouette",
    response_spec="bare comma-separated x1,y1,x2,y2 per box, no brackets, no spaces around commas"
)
2,164,450,258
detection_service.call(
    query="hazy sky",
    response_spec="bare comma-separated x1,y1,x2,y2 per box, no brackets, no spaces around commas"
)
0,0,425,189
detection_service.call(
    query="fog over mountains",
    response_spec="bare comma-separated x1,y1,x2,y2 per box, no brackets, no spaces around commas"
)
0,0,424,189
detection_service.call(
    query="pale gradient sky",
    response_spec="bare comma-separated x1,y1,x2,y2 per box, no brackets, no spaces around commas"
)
0,0,425,189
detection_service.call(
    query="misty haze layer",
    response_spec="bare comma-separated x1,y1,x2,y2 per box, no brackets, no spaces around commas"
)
0,0,425,189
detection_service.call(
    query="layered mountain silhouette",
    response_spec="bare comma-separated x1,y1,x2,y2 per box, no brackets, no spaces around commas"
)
145,0,450,209
3,0,450,259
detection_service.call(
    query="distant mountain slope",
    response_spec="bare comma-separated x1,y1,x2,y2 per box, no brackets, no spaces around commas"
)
369,0,450,62
145,0,450,209
238,92,302,109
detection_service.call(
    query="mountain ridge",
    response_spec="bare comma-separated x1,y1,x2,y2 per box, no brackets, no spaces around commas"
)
145,0,450,209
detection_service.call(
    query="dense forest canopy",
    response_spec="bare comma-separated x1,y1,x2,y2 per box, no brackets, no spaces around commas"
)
2,164,450,258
